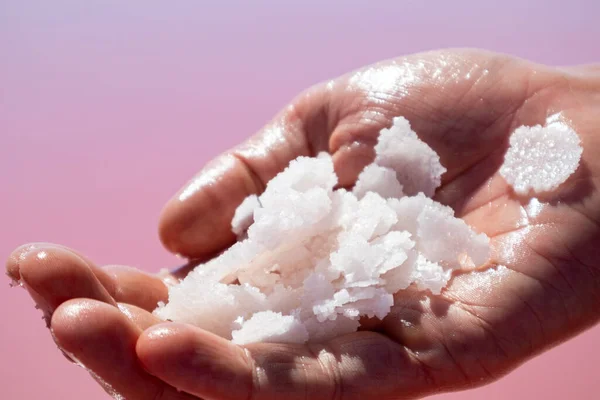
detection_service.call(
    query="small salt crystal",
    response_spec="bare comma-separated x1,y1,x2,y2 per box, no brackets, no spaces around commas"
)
231,194,260,236
500,123,582,195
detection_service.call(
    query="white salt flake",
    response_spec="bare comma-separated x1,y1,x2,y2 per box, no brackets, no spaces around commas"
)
344,192,397,240
353,164,404,199
500,123,582,195
232,311,308,345
154,281,268,339
411,255,452,295
371,231,414,274
375,116,446,196
262,153,337,195
382,247,417,293
388,193,453,236
417,199,490,269
232,194,260,236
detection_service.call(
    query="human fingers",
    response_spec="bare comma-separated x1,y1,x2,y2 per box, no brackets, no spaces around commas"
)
13,243,116,324
137,322,436,400
7,242,170,313
118,302,164,330
52,299,197,400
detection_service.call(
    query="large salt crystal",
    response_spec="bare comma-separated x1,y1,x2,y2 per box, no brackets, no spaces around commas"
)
387,193,454,237
155,116,491,344
411,255,451,295
343,192,398,241
500,122,582,195
154,281,268,339
353,164,404,199
232,311,308,345
375,116,446,197
417,201,490,269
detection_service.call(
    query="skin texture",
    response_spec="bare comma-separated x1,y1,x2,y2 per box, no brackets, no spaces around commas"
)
6,49,600,399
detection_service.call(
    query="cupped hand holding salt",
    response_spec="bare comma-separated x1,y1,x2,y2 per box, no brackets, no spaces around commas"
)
154,116,493,345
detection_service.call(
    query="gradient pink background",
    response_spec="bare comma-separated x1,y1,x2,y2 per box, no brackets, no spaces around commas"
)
1,1,599,398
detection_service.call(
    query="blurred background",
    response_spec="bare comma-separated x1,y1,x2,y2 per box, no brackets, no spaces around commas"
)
1,1,598,398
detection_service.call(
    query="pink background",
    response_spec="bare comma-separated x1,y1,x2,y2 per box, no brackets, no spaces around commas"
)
1,1,598,398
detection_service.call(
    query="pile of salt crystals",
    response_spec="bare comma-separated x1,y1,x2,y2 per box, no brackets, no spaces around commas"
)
499,119,583,195
154,116,492,344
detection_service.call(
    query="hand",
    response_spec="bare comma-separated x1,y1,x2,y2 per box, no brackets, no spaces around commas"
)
8,49,600,400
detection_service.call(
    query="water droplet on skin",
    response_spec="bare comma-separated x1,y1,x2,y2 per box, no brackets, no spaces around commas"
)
493,228,529,265
400,319,413,328
145,325,175,340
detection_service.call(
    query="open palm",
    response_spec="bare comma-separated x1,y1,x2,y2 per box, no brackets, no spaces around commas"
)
7,49,600,400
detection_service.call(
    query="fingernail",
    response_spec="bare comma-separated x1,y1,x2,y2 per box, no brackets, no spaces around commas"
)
17,247,56,318
6,243,41,283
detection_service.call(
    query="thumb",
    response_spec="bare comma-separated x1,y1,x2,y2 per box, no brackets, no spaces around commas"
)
158,96,325,259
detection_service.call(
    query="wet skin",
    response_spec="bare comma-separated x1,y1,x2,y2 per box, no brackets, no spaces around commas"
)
7,49,600,399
